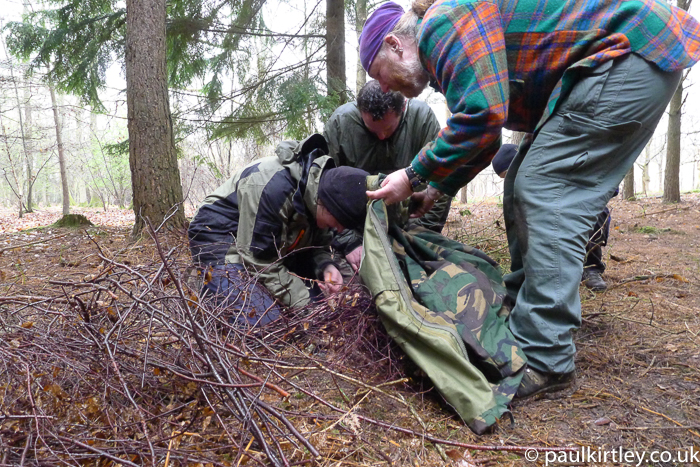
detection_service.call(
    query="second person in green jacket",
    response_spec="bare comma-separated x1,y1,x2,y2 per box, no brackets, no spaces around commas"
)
324,80,450,270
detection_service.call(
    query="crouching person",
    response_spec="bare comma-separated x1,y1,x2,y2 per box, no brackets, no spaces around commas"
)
188,134,369,327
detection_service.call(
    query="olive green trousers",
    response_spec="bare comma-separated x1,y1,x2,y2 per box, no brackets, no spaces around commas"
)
504,54,682,374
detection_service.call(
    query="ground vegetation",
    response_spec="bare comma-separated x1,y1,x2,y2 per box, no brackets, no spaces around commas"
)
0,193,698,465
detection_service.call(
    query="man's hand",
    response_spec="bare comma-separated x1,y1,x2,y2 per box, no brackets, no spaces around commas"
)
320,264,343,295
409,185,443,219
345,245,363,272
408,192,436,219
366,169,413,205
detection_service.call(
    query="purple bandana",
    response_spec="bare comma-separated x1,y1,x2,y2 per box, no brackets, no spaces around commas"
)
359,2,405,73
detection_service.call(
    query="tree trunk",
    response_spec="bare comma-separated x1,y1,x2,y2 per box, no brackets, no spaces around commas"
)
20,0,33,211
663,76,682,203
510,131,525,146
326,0,346,104
71,180,79,205
23,72,34,211
50,85,70,216
7,59,32,214
125,0,185,236
355,0,367,94
662,0,689,204
0,112,26,217
622,167,635,200
642,143,651,196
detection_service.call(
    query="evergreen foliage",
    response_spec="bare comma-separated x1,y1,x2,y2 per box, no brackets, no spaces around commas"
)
4,0,344,144
5,1,126,111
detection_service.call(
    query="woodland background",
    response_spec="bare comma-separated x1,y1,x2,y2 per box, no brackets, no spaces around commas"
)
1,0,700,466
1,0,700,235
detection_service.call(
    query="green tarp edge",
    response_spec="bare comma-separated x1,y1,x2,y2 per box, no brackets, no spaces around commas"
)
359,198,525,434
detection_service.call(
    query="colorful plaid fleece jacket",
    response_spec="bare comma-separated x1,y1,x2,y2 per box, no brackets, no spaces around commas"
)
414,0,700,195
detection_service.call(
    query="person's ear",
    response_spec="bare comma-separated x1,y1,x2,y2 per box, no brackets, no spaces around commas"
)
384,34,403,55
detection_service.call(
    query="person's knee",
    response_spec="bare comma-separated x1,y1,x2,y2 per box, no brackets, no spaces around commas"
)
202,264,282,327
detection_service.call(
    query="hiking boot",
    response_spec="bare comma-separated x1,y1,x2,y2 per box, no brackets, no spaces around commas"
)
582,269,608,291
515,367,575,400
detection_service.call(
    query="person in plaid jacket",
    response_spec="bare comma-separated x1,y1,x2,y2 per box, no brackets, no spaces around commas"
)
359,0,700,398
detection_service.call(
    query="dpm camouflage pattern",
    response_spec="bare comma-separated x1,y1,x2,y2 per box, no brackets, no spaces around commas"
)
359,193,526,434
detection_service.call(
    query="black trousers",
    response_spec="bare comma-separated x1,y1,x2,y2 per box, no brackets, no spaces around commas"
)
583,206,611,273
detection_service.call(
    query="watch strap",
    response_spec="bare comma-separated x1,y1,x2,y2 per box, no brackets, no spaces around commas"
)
405,166,427,192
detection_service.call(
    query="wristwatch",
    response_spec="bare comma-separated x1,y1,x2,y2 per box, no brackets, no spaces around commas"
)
405,166,427,192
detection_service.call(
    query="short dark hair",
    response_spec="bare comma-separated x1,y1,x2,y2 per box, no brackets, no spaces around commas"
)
356,80,405,121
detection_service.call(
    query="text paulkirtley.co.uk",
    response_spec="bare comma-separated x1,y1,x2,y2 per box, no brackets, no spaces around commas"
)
523,446,700,466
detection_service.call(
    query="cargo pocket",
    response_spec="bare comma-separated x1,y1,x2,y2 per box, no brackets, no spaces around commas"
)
559,112,642,141
561,60,615,114
538,112,643,188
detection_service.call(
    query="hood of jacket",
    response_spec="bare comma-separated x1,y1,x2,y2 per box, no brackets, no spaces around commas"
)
274,133,334,218
275,133,328,167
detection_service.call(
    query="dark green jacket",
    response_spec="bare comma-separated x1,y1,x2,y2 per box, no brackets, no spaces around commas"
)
324,99,440,174
324,100,448,251
188,135,336,308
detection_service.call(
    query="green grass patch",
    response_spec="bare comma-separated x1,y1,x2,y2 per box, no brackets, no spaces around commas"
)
632,225,684,235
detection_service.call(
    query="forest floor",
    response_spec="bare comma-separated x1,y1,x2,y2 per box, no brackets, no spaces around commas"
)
0,194,698,466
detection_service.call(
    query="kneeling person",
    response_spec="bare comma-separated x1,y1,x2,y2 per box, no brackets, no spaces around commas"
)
188,134,369,326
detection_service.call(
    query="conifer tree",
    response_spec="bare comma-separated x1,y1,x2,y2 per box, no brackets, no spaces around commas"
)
5,0,348,233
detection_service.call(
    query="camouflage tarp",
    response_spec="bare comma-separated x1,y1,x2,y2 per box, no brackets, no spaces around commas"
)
359,197,526,434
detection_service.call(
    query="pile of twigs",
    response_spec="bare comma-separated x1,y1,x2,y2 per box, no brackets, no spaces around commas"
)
0,224,577,466
445,202,510,268
0,225,413,466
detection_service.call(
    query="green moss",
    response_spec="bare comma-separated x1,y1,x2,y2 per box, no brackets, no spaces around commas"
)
52,214,94,228
459,209,472,217
634,225,660,234
632,226,683,235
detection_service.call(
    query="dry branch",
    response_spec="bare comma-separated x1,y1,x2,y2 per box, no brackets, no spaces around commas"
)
0,225,578,466
0,234,68,254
